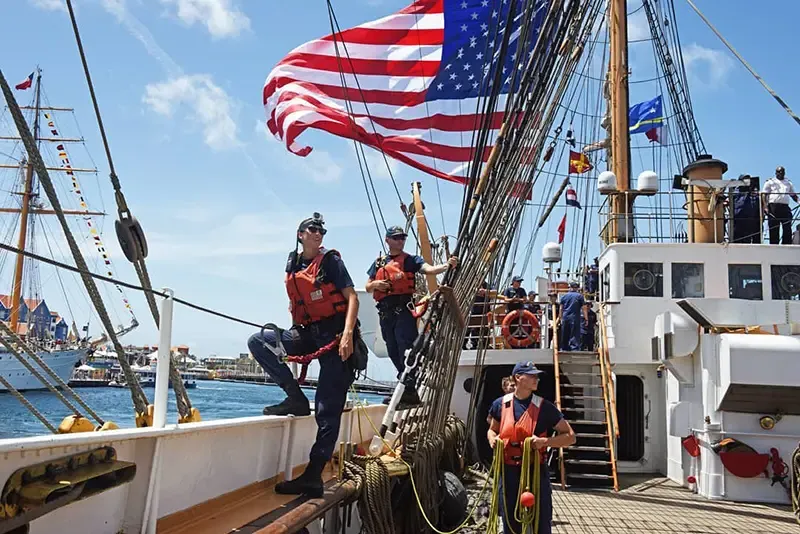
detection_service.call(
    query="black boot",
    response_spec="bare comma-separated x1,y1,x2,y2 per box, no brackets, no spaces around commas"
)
275,458,325,498
263,382,310,416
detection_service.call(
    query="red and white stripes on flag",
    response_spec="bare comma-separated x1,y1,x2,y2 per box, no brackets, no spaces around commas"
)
262,0,514,185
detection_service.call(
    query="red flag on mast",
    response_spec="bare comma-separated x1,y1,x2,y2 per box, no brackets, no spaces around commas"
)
15,72,34,91
557,213,566,244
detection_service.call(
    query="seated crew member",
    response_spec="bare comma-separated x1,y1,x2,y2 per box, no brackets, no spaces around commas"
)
487,362,575,534
365,225,456,406
247,213,359,497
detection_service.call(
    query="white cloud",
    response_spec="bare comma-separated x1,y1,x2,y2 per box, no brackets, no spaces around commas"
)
256,121,344,184
29,0,65,11
143,75,240,150
363,147,399,181
161,0,250,39
147,209,372,262
682,43,733,89
627,6,650,43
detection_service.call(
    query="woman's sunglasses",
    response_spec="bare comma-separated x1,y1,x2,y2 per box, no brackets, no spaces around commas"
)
307,226,327,235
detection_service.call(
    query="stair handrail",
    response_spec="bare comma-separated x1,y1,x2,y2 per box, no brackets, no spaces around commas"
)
597,302,619,490
551,303,567,490
598,303,619,437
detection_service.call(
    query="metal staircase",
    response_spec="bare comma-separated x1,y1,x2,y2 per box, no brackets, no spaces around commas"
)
552,306,619,490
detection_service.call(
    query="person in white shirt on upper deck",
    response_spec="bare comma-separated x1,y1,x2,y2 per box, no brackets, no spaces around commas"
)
762,166,798,244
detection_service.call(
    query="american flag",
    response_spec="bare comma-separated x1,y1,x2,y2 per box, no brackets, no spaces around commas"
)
263,0,548,184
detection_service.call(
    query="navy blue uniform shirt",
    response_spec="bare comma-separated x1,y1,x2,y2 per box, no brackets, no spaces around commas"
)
560,291,585,318
488,394,564,437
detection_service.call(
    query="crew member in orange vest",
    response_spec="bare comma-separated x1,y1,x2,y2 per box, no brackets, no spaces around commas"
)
365,225,457,407
247,213,361,497
487,362,576,534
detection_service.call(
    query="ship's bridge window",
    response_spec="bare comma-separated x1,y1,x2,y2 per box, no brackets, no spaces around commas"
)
600,264,610,301
672,263,704,298
729,264,762,300
771,265,800,301
624,262,663,297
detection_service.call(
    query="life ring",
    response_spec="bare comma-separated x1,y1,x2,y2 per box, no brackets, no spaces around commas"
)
501,310,541,348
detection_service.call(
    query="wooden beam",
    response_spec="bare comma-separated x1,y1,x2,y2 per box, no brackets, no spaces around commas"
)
0,136,83,143
0,208,105,216
20,106,73,112
0,164,96,172
254,480,358,534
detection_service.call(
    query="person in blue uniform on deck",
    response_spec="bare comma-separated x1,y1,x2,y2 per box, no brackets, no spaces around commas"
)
246,213,360,498
365,225,456,407
503,276,527,312
559,281,588,351
732,178,762,243
581,302,597,351
487,362,576,534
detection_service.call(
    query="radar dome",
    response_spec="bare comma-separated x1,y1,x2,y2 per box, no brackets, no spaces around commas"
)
598,171,617,194
542,242,562,263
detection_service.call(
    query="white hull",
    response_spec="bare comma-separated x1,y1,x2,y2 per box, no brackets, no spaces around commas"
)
0,404,387,534
0,348,86,391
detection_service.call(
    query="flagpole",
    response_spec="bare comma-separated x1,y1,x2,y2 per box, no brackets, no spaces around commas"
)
9,68,43,333
609,0,632,243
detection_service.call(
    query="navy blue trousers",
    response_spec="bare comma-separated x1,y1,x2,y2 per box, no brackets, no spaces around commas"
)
560,315,582,351
500,464,553,534
247,325,354,463
379,306,418,386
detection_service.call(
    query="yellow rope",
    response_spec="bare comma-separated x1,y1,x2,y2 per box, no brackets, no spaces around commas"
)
514,438,541,534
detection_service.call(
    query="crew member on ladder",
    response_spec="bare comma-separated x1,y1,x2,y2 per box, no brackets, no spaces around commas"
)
365,225,456,407
559,281,587,351
247,213,359,497
487,362,576,534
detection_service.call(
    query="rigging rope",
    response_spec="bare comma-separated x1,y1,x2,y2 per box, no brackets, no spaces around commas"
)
63,0,194,422
684,0,800,128
0,239,267,329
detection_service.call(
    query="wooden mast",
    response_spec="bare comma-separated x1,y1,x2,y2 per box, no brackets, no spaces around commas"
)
609,0,631,242
9,69,42,333
412,182,438,293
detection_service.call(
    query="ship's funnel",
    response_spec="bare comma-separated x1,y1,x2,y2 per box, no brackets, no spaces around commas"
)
683,154,728,244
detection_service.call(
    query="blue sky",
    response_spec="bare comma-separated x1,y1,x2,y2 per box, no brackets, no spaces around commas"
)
2,0,800,380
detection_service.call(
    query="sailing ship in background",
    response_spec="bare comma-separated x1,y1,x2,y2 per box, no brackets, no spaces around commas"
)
0,69,138,391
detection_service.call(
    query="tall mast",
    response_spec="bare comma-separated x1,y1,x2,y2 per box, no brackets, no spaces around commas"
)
609,0,631,242
9,69,42,333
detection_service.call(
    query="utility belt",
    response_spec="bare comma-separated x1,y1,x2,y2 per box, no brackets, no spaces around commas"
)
294,313,347,347
376,295,413,319
278,313,368,372
504,441,547,466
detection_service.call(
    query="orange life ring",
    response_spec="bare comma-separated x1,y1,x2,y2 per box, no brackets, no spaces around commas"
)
501,309,541,348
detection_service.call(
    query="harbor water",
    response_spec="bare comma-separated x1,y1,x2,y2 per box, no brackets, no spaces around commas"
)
0,381,384,439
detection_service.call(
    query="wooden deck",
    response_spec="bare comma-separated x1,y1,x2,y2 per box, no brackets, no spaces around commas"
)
552,475,799,533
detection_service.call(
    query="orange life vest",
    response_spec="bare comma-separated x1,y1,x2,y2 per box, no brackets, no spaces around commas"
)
372,252,416,302
285,248,348,326
498,392,547,466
